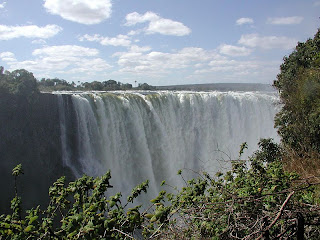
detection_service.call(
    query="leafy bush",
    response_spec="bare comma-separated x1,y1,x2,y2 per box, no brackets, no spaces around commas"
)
143,139,320,239
0,166,149,239
1,140,320,239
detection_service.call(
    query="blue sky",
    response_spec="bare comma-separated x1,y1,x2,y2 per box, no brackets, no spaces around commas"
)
0,0,319,86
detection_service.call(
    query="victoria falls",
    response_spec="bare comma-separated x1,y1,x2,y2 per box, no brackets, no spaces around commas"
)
0,86,279,210
56,90,280,201
0,0,320,238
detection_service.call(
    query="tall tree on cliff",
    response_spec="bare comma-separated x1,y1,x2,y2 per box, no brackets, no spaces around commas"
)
273,29,320,153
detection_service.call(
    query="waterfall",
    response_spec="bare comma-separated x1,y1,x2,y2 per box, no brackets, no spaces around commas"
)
55,90,280,201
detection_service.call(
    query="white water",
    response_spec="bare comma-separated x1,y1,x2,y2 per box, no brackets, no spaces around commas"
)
56,90,280,201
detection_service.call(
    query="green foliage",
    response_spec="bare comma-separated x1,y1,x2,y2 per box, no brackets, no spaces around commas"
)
239,141,248,158
273,29,320,153
137,83,156,90
12,164,23,177
0,167,149,239
0,68,39,98
0,66,152,93
1,141,320,239
143,139,320,239
38,78,76,91
127,180,149,203
38,77,136,91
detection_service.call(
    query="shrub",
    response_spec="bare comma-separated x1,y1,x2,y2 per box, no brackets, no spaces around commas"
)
143,139,320,239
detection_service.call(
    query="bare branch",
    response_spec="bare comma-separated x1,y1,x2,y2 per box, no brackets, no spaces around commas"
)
255,191,295,240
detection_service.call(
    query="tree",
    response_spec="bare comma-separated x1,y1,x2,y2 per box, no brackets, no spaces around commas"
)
38,78,76,91
138,83,155,90
90,81,104,91
0,67,39,98
273,29,320,153
103,80,120,90
122,83,132,90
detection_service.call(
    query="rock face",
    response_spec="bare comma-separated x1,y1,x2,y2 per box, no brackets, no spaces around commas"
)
0,93,74,213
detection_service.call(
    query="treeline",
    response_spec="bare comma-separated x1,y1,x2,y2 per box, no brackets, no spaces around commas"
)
38,78,133,91
0,67,155,94
38,78,155,91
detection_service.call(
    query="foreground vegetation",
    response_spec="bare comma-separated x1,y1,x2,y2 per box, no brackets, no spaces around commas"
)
0,140,319,239
0,29,319,239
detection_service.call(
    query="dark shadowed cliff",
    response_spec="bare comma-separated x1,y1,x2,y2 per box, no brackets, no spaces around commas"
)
0,93,75,213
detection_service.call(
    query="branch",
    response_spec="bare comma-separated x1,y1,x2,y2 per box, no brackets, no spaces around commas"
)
149,223,164,239
112,228,135,239
256,191,295,240
267,191,295,230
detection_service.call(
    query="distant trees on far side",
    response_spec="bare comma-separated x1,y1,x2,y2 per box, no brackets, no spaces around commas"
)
0,67,39,98
0,66,155,93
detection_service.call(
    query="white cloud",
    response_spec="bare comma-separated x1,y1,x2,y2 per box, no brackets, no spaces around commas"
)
67,58,112,73
111,45,280,84
146,18,191,36
267,16,303,25
127,30,143,36
79,34,102,42
32,39,47,45
125,12,160,26
238,34,297,50
0,51,15,58
203,60,239,73
0,51,16,62
79,34,131,47
129,45,152,53
236,18,254,25
0,24,62,40
1,57,16,62
124,12,191,36
205,58,248,73
0,2,6,9
100,35,131,47
43,0,112,25
219,44,252,56
33,45,99,57
113,47,219,76
4,45,111,76
194,58,280,83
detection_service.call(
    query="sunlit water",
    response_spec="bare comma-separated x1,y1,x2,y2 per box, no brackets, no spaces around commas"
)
54,90,280,204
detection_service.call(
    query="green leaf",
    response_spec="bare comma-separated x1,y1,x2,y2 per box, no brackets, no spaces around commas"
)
12,164,23,177
145,214,154,219
24,225,33,233
150,216,157,223
28,216,38,225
